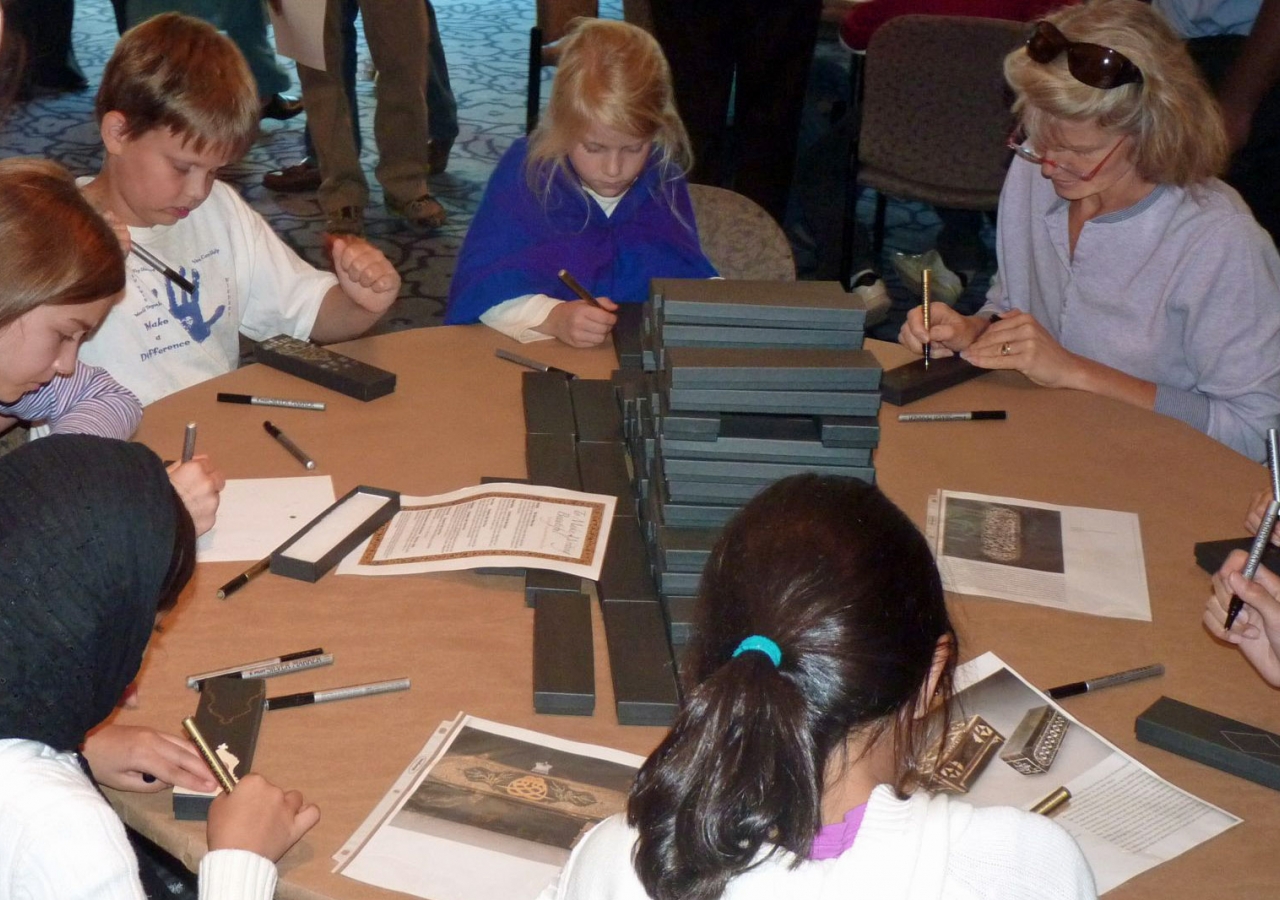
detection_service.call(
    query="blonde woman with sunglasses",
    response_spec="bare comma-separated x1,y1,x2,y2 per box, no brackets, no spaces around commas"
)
900,0,1280,461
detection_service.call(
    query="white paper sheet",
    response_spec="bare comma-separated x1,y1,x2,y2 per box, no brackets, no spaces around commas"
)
336,482,617,581
334,716,645,900
195,476,335,562
927,490,1152,620
952,653,1239,893
267,0,326,70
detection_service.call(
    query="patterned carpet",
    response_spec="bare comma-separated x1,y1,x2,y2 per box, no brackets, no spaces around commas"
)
0,2,987,338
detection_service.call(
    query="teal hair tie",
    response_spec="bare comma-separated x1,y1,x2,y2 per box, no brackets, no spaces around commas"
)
732,635,782,667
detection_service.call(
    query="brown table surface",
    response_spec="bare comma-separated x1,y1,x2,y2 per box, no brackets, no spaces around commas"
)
116,327,1280,899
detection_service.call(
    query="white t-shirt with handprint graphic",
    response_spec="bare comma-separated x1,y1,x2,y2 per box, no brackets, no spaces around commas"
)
79,180,337,406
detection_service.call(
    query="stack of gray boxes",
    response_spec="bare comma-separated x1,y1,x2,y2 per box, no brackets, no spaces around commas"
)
616,278,882,651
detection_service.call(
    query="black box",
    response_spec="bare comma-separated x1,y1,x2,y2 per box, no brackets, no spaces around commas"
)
523,370,577,435
525,432,581,490
613,302,645,369
524,567,583,608
253,334,396,401
600,599,680,726
1136,696,1280,791
532,591,595,715
576,441,633,513
666,386,882,418
570,379,624,442
173,676,265,820
597,517,659,603
270,486,400,582
819,416,882,448
1194,537,1280,575
881,355,991,406
652,278,866,329
666,347,882,392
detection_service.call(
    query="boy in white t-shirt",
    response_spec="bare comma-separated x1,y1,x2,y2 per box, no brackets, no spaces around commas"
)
78,13,401,406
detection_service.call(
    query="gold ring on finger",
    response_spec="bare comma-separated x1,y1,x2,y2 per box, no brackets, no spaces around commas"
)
1000,341,1012,356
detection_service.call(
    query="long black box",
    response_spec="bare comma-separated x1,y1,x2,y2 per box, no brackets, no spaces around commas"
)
652,278,867,330
666,386,882,418
666,347,882,392
271,486,400,582
570,379,624,442
613,302,645,369
597,516,659,603
1136,696,1280,791
254,334,396,401
532,591,595,716
881,356,990,406
600,599,679,726
576,441,633,514
523,370,577,434
1194,537,1280,575
524,567,583,608
525,432,581,490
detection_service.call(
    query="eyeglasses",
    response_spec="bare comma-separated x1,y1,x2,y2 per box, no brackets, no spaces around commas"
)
1026,21,1143,90
1005,128,1128,182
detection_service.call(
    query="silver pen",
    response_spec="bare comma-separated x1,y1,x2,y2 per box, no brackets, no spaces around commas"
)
263,420,316,470
131,243,195,294
495,347,577,379
181,422,198,462
265,677,411,710
217,392,326,411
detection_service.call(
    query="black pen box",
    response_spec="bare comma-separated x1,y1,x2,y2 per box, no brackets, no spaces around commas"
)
173,676,265,820
270,485,400,582
1136,695,1280,791
253,334,396,401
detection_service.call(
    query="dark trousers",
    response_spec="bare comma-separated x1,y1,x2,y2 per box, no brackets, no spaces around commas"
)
648,0,823,225
1187,35,1280,246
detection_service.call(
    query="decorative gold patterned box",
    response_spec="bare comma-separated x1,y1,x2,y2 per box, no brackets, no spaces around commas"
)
1000,705,1070,775
921,715,1005,794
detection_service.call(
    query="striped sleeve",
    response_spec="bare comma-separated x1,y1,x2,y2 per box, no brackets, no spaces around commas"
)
0,361,142,439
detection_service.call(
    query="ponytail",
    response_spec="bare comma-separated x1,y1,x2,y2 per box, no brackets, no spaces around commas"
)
629,652,819,900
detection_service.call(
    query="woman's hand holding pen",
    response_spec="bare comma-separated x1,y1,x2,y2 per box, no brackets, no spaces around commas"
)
82,724,219,793
331,236,401,315
898,303,984,359
208,774,321,863
1205,549,1280,687
537,297,619,348
168,454,225,536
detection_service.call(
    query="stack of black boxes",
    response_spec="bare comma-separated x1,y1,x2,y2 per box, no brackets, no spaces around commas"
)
523,278,881,728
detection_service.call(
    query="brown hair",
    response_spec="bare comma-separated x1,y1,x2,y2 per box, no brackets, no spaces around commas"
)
95,12,258,159
1005,0,1228,185
0,158,125,328
628,475,957,900
527,18,692,196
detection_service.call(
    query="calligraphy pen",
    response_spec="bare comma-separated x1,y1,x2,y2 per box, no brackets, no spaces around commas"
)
557,269,605,309
1225,427,1280,630
132,243,196,294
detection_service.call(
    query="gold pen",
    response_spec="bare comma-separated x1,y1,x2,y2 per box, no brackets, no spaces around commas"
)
557,268,604,309
182,717,238,794
922,268,932,369
1031,785,1071,816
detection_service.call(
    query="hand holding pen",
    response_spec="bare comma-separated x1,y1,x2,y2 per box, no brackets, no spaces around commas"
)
1224,429,1280,630
534,269,618,348
167,421,225,537
1205,549,1280,687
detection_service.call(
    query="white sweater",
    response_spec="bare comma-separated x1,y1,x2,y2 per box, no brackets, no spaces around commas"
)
538,784,1097,900
0,739,276,900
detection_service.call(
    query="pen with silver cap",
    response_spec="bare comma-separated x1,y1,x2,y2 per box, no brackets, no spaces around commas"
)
495,347,577,379
263,420,316,470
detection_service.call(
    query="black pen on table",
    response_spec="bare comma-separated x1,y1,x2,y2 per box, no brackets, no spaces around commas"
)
132,243,196,295
921,268,932,369
494,347,577,379
263,420,317,470
218,392,326,412
1046,663,1164,700
181,422,197,463
265,677,411,711
216,556,270,600
1225,427,1280,630
557,268,605,309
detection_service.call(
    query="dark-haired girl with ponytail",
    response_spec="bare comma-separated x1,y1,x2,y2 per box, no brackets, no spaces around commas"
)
538,475,1096,900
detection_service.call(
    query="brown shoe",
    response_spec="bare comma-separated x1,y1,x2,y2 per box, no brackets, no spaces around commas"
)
389,193,447,228
427,139,452,175
324,205,365,237
263,158,321,193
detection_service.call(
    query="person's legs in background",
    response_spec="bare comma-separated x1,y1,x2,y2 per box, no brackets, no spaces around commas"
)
6,0,86,93
216,0,300,116
424,0,457,173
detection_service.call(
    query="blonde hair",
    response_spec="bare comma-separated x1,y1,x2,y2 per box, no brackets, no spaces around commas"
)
95,13,259,159
0,158,124,328
1005,0,1227,185
527,18,692,196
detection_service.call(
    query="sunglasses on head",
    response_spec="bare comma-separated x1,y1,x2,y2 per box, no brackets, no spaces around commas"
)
1026,21,1143,90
